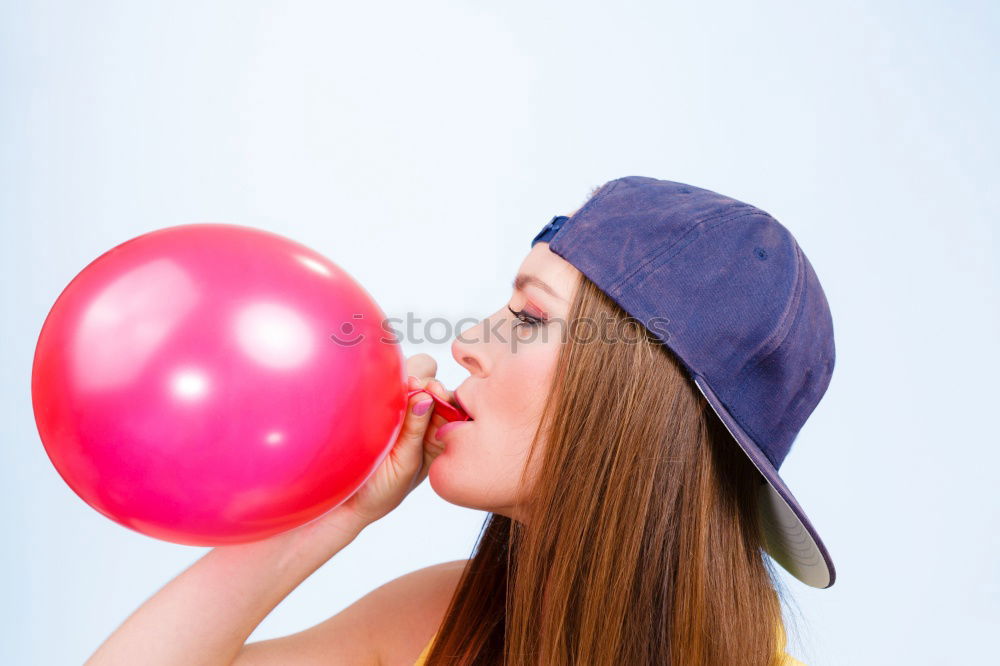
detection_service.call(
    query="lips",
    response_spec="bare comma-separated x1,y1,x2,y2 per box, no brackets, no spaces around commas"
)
436,418,472,439
453,391,474,421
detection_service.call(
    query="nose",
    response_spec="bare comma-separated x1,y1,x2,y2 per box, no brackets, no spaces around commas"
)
451,319,489,377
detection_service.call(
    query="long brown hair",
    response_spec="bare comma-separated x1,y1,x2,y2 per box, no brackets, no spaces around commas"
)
424,268,792,665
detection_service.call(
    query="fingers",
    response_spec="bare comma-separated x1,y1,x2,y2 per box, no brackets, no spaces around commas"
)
405,353,437,385
396,375,436,485
414,378,451,485
418,378,453,434
404,375,437,432
419,378,452,413
401,356,453,488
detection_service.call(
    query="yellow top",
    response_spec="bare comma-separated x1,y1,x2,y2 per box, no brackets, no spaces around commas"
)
413,622,806,665
412,633,434,665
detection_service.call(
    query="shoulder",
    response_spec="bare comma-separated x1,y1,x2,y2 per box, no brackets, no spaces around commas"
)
235,559,468,666
368,558,469,666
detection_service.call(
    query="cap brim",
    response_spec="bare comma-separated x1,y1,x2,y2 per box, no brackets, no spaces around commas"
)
692,375,836,589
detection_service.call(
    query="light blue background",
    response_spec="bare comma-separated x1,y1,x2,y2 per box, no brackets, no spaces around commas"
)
2,1,997,664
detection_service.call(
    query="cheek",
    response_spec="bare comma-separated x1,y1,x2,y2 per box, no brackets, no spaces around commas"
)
493,338,560,429
427,336,560,511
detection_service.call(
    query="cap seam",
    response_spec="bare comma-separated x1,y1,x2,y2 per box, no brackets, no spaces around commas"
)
731,241,806,405
726,243,808,466
609,207,761,296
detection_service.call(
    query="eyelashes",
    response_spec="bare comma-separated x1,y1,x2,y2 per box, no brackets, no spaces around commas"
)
507,304,545,330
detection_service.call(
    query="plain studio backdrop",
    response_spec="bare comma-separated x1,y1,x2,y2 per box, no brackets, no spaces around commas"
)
1,1,997,664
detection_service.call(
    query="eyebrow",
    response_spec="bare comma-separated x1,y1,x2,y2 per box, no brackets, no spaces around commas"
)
512,273,566,302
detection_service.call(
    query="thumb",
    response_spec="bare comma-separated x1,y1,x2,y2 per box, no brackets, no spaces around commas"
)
414,378,452,487
397,375,436,486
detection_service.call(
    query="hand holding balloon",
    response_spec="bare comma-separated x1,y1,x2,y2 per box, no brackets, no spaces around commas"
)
337,354,453,525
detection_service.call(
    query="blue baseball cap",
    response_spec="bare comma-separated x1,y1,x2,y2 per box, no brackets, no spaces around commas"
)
532,175,837,588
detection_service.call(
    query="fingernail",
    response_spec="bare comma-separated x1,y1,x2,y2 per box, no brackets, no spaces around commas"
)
413,399,433,416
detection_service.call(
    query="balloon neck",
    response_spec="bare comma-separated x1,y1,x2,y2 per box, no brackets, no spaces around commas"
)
405,388,471,422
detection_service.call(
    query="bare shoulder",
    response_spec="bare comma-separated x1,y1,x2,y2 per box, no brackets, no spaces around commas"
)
234,558,469,666
371,558,469,665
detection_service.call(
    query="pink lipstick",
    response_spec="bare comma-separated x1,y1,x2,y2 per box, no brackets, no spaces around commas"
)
435,419,472,439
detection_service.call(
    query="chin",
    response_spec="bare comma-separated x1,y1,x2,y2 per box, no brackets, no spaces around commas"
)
427,457,509,515
426,454,466,506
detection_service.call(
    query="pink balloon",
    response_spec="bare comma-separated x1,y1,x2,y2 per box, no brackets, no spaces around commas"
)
31,223,408,545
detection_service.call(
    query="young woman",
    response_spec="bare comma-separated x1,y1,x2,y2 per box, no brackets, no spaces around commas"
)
87,176,835,665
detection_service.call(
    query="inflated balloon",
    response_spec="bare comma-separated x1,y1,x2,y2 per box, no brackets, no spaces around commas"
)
31,223,417,545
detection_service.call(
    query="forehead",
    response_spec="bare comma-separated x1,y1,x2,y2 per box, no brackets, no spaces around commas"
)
517,243,581,298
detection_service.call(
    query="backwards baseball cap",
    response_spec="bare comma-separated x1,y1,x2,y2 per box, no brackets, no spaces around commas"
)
531,176,837,589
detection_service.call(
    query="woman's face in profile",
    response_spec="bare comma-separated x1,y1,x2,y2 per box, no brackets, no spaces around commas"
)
427,241,581,522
